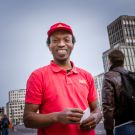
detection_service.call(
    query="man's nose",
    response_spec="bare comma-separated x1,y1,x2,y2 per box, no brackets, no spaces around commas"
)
58,40,65,47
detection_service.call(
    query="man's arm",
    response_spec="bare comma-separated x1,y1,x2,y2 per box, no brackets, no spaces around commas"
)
23,103,83,128
90,100,103,124
23,103,58,128
102,75,115,135
80,100,102,130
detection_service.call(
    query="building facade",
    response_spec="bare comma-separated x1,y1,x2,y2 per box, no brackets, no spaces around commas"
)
7,89,26,125
94,73,104,110
107,15,135,48
103,15,135,72
0,107,4,121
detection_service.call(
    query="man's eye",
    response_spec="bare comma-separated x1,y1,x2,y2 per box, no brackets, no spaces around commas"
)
52,40,58,43
65,39,71,43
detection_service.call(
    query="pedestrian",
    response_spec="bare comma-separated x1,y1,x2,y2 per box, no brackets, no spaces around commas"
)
102,49,135,135
0,120,2,135
1,115,10,135
23,22,102,135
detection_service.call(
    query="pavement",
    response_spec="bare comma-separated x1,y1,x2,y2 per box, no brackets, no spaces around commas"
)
9,121,106,135
9,125,37,135
95,121,106,135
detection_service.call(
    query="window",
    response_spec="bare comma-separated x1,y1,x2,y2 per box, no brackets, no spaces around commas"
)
129,20,132,25
133,39,135,44
123,20,126,25
131,49,134,56
132,21,135,25
130,30,133,36
126,38,129,43
129,39,132,44
124,29,127,35
126,20,129,25
133,56,135,65
126,57,129,65
127,29,130,36
129,56,133,66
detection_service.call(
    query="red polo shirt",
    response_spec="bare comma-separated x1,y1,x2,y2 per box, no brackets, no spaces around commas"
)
25,61,97,135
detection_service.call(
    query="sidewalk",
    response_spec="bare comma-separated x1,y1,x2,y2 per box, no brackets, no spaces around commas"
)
9,126,36,135
9,122,106,135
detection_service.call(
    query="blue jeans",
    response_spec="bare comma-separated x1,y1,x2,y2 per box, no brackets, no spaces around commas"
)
114,122,135,135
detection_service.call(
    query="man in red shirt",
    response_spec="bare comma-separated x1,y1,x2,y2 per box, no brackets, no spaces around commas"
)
23,22,102,135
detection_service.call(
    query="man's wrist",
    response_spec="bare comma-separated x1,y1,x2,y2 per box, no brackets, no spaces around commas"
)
52,112,59,123
92,112,102,124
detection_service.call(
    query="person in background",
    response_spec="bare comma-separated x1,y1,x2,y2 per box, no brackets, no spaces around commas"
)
1,115,10,135
102,49,135,135
0,119,2,135
23,22,102,135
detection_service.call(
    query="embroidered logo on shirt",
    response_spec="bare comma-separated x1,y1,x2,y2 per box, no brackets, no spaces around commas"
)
79,79,87,84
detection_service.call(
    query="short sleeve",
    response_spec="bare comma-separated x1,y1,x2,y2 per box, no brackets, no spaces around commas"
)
25,71,43,105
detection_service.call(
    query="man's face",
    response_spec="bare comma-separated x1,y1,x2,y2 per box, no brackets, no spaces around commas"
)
48,30,74,63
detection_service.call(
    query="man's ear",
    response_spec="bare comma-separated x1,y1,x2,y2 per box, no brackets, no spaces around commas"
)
48,45,52,51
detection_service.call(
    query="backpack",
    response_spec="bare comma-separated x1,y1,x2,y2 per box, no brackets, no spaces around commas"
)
113,69,135,120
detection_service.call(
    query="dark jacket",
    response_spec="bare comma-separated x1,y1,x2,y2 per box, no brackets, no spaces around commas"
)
102,66,131,132
1,117,10,129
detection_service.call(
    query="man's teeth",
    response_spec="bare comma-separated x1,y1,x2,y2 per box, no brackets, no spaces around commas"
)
58,50,66,53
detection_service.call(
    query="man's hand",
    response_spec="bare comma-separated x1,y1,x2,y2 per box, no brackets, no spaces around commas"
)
80,113,97,130
79,100,102,130
56,108,83,124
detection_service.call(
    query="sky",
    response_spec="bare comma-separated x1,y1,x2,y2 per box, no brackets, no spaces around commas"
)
0,0,135,106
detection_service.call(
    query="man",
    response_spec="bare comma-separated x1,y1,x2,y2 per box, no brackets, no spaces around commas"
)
1,115,10,135
23,22,102,135
102,49,135,135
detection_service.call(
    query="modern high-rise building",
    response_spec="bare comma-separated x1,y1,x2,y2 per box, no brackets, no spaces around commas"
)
7,89,26,125
103,15,135,72
107,15,135,48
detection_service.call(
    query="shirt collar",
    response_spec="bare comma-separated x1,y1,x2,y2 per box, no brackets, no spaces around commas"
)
50,60,78,74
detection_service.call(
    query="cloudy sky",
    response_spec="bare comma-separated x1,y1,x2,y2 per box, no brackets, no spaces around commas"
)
0,0,135,106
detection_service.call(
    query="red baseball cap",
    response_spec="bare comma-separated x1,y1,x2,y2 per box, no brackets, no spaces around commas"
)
47,22,73,37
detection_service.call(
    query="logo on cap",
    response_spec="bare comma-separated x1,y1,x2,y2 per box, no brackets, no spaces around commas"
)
47,22,73,37
57,24,64,28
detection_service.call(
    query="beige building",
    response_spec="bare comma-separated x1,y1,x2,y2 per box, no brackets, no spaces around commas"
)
7,89,26,125
94,73,104,110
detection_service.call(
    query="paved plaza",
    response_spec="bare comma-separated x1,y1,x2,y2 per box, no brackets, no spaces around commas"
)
8,121,106,135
